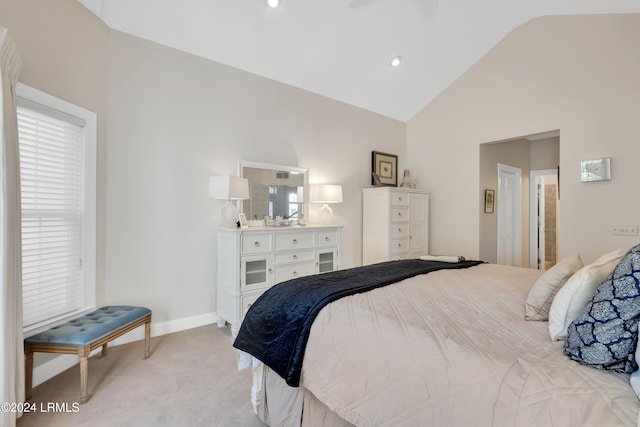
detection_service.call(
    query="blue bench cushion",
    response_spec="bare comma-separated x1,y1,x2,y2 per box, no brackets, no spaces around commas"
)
25,306,151,347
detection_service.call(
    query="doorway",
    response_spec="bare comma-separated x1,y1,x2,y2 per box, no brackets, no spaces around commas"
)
478,131,559,265
529,170,559,270
497,163,522,266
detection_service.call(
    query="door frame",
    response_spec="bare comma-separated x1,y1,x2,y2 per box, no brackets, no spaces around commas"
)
529,169,559,270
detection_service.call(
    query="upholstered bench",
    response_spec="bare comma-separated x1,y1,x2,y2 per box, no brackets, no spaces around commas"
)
24,306,152,403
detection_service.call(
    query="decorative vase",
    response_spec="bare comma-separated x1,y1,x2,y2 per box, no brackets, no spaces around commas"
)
400,169,412,188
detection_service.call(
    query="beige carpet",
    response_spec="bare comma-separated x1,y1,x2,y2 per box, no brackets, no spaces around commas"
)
17,325,266,427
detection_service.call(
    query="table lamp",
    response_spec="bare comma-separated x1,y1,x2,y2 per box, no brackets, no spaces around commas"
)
310,184,343,224
209,175,250,228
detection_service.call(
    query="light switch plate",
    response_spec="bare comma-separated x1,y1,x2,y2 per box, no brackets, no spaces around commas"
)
609,224,639,236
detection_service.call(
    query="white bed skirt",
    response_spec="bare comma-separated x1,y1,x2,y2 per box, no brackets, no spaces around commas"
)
243,355,352,427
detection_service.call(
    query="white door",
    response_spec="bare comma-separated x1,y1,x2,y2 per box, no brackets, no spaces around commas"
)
497,163,522,266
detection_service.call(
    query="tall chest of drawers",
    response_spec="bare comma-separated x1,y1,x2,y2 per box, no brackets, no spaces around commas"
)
217,225,341,336
362,187,429,265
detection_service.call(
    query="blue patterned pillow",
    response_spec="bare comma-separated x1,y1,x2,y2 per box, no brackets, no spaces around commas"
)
564,243,640,373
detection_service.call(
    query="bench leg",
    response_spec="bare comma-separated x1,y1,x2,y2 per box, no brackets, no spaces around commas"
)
78,345,90,404
25,345,34,400
101,343,108,358
144,320,151,359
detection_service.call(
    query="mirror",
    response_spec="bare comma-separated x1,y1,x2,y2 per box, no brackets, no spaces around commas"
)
238,160,309,223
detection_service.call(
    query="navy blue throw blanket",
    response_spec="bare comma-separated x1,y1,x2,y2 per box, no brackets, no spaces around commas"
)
233,258,483,387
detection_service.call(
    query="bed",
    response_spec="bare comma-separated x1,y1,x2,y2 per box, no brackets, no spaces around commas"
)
233,255,640,427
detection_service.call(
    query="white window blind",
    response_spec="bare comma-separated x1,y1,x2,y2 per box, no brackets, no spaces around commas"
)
17,88,95,329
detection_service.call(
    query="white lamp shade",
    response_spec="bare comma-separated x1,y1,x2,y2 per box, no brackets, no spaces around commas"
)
310,184,343,204
208,175,250,200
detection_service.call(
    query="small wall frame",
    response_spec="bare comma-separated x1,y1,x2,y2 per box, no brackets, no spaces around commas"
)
580,158,611,182
484,189,495,214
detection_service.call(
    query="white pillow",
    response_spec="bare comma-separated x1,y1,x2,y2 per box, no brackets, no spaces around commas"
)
592,248,624,266
548,249,622,341
630,325,640,399
525,254,583,321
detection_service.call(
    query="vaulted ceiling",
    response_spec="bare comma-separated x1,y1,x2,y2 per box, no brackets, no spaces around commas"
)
78,0,640,122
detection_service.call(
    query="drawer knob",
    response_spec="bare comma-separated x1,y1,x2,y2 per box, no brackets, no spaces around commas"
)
397,243,402,247
293,239,298,244
268,268,273,273
254,241,261,247
293,271,298,277
398,212,402,217
398,228,402,232
293,254,298,260
324,236,330,242
398,196,403,201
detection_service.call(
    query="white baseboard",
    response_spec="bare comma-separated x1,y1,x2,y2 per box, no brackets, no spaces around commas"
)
32,312,219,388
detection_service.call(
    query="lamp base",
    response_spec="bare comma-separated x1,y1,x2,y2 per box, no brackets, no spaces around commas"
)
220,201,239,228
318,203,334,225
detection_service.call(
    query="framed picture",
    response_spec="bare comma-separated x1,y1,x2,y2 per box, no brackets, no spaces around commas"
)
484,189,495,214
371,151,398,187
238,212,248,228
580,157,611,182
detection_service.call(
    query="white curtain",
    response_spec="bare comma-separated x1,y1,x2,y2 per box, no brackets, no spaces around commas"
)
0,26,23,427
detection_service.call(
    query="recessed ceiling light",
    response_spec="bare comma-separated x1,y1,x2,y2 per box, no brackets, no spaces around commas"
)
390,56,402,67
267,0,280,8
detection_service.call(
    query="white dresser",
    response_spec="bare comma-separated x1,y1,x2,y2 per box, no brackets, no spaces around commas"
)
217,225,342,336
362,187,429,265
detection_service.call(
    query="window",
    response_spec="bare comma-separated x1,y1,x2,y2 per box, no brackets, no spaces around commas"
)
287,192,298,219
269,186,276,218
16,84,96,331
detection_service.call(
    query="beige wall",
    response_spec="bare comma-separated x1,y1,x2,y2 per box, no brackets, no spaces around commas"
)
530,137,560,171
0,1,405,324
4,2,640,325
104,32,404,321
407,14,640,264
